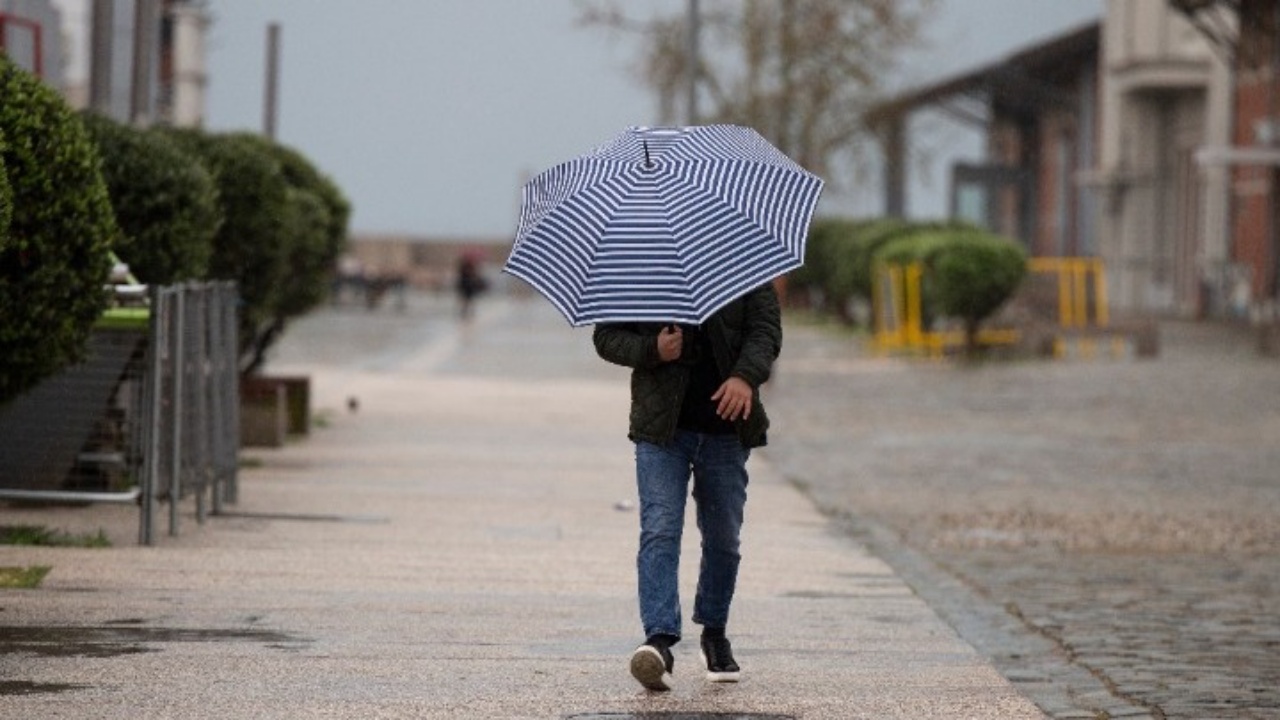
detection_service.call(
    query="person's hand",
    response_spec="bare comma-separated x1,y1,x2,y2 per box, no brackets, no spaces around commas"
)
712,376,753,421
657,325,683,362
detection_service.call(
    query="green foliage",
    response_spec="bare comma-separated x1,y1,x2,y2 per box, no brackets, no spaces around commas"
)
79,112,220,284
0,565,51,588
0,57,118,405
161,129,292,369
792,217,863,313
253,138,350,319
0,524,111,547
0,127,10,251
158,130,351,374
874,225,1027,353
931,231,1028,334
219,135,350,373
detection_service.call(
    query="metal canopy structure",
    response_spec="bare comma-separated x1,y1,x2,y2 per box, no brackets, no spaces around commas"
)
864,21,1101,219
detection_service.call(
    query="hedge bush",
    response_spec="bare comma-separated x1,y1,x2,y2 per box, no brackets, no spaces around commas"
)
0,58,118,405
161,129,291,370
931,231,1027,351
874,226,1026,354
218,135,350,373
0,130,11,252
80,112,220,284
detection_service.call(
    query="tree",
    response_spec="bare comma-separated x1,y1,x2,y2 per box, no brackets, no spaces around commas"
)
236,135,350,374
80,112,221,285
577,0,936,178
0,57,118,405
930,232,1026,355
162,129,291,372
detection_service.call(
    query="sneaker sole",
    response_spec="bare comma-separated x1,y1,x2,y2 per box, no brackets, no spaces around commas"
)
630,646,673,691
699,650,741,683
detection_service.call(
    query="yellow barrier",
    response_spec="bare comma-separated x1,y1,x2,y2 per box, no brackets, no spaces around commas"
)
1027,257,1108,328
872,257,1110,358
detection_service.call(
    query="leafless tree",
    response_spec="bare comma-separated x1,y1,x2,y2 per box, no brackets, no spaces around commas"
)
577,0,936,179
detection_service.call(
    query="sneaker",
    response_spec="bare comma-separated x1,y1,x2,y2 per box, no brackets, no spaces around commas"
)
629,640,674,691
699,635,740,682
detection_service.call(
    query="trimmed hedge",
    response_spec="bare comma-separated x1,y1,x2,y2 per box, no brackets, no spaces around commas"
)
80,112,221,284
874,225,1027,353
218,134,350,373
0,58,118,405
0,128,10,252
161,129,292,369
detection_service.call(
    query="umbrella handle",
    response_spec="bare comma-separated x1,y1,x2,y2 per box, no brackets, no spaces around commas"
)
644,141,652,169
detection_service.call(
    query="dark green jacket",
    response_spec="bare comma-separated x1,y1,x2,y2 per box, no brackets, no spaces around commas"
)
592,284,782,449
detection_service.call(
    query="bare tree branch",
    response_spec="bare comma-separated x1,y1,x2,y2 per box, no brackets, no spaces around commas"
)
577,0,937,181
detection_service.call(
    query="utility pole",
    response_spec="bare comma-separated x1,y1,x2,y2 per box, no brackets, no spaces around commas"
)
130,0,160,126
264,22,281,140
685,0,699,125
89,0,114,115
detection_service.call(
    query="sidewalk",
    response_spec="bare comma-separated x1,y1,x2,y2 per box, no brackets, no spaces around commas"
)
0,294,1045,719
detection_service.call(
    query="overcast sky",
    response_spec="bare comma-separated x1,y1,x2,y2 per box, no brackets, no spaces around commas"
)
204,0,1102,240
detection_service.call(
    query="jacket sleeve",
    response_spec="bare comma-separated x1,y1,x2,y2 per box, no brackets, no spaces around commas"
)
593,323,663,370
730,284,782,387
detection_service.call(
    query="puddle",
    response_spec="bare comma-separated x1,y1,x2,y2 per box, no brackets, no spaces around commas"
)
0,680,91,695
214,511,389,524
0,625,309,660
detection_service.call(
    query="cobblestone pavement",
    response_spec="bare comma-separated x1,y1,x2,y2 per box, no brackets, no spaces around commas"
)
762,319,1280,719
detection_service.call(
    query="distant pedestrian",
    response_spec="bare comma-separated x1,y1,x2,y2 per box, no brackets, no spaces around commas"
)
592,282,782,691
455,253,487,320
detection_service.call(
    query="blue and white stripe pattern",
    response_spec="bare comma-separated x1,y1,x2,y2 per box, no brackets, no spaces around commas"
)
505,125,824,326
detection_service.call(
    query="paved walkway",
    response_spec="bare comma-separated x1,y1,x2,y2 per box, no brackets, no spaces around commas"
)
0,294,1044,719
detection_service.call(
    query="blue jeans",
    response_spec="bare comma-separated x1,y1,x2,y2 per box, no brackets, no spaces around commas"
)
634,430,750,640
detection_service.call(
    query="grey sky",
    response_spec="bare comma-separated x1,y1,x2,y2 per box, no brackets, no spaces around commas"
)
204,1,1102,240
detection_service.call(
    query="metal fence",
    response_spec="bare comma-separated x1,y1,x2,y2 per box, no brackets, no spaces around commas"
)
139,282,240,544
0,282,240,545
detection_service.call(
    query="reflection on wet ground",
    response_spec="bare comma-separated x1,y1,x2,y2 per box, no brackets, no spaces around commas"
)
0,625,308,660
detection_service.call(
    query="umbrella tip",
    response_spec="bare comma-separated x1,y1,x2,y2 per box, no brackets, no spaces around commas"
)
644,140,652,169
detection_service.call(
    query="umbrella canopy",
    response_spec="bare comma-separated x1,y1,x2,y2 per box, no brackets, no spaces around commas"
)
504,125,824,326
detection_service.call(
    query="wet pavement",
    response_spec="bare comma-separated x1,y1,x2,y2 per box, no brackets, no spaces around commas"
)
3,289,1275,718
765,317,1280,719
0,292,1044,719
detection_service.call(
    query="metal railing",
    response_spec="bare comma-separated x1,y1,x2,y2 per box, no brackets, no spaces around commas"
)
0,282,240,545
138,282,239,544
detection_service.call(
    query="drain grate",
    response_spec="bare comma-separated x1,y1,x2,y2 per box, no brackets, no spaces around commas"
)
567,714,795,720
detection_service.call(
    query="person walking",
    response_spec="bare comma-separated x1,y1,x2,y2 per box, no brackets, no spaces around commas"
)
455,253,487,320
592,282,782,691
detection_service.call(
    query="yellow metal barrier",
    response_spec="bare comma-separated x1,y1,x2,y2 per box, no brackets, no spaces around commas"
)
872,256,1111,358
871,261,1019,357
1026,257,1108,328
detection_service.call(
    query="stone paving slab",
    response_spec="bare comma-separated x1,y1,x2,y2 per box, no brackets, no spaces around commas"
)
0,295,1044,719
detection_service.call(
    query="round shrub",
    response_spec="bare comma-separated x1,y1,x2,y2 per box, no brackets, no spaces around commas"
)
931,231,1027,348
80,112,220,284
0,57,118,405
161,129,291,370
210,134,350,373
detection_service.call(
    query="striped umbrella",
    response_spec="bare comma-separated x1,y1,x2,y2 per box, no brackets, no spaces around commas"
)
504,125,824,326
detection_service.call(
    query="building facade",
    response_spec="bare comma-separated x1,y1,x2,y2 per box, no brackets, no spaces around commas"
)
1094,0,1233,318
0,0,62,81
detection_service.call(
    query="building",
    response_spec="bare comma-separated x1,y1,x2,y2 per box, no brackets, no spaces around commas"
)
867,23,1103,263
0,0,62,81
868,1,1241,322
1093,0,1233,319
1175,0,1280,324
1,0,208,128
